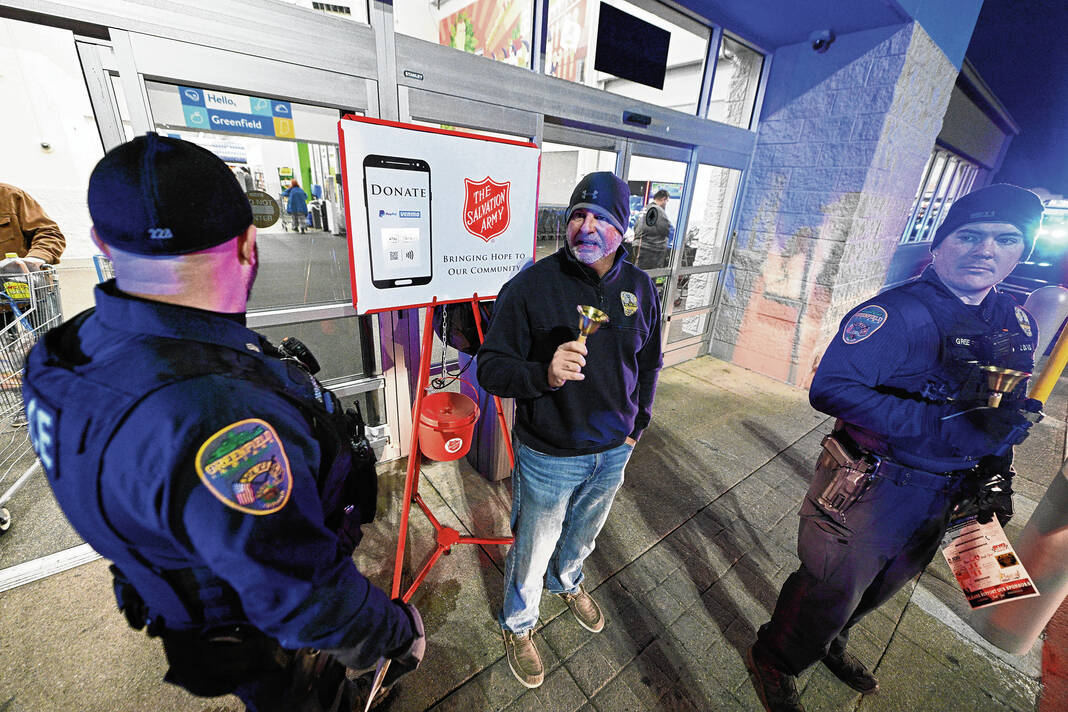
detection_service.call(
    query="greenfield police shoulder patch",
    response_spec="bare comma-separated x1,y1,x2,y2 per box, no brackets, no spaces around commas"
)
842,305,888,344
621,291,638,317
1014,306,1033,338
195,418,292,515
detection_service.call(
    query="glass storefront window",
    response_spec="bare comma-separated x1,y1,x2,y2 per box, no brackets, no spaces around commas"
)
667,309,708,343
900,148,978,244
145,81,358,310
338,389,387,430
625,155,686,273
683,164,742,267
537,141,617,261
546,0,709,114
257,315,378,381
395,0,534,68
707,35,763,129
672,270,716,313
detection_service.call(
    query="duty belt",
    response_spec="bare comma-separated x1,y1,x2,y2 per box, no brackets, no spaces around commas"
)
833,425,974,492
874,457,970,493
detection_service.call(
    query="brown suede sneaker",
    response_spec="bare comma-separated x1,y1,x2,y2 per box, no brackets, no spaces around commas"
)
558,584,605,633
502,629,544,688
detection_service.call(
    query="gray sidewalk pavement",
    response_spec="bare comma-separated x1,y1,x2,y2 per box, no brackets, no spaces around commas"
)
1,356,1061,711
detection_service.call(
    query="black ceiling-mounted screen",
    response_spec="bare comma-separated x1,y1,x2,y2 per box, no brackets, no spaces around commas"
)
593,3,671,90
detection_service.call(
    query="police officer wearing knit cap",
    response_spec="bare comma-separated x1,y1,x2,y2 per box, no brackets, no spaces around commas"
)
748,183,1045,712
22,133,424,711
478,171,663,688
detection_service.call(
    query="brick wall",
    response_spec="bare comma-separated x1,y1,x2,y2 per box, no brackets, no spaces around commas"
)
711,23,956,386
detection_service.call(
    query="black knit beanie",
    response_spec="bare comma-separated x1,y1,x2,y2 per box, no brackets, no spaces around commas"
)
89,132,253,255
931,183,1044,258
566,172,631,234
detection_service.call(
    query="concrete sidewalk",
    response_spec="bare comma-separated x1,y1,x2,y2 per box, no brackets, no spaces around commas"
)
0,356,1062,711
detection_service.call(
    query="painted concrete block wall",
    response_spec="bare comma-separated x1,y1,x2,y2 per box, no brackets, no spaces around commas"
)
711,22,956,386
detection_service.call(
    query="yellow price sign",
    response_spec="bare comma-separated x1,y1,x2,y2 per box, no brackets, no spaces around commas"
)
3,280,30,300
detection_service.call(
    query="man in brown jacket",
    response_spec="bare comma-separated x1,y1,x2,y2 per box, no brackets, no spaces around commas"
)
0,183,66,268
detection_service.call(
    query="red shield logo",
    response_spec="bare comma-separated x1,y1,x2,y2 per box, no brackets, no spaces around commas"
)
463,177,511,242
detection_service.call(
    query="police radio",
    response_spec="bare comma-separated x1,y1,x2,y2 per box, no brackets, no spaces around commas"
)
276,336,321,375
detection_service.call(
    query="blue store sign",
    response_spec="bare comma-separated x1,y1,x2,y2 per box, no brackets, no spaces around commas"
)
179,86,295,139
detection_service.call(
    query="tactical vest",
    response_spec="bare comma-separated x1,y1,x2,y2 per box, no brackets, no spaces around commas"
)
23,311,372,633
843,281,1035,470
884,280,1034,403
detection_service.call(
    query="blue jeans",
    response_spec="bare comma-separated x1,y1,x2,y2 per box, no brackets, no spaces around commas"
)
499,439,632,633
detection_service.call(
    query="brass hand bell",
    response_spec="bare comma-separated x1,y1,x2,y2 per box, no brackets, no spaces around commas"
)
980,365,1030,408
576,305,609,344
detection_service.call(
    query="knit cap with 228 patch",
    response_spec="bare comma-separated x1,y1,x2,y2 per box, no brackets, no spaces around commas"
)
88,132,253,256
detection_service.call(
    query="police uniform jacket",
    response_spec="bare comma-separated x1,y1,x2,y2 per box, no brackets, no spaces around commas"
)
810,266,1037,473
23,282,412,665
477,245,663,457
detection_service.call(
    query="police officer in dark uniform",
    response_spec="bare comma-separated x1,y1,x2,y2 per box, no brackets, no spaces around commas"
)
747,184,1045,712
23,133,424,711
632,189,672,270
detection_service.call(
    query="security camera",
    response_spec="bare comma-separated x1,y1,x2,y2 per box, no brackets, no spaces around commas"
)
40,142,52,152
809,29,835,53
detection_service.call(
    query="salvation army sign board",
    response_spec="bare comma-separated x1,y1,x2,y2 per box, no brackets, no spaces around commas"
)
339,116,540,314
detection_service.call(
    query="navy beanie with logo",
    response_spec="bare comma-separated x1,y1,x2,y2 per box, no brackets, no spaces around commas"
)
88,132,253,256
566,171,631,234
931,183,1044,258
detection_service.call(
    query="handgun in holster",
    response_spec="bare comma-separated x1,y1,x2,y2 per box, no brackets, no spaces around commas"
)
816,433,880,516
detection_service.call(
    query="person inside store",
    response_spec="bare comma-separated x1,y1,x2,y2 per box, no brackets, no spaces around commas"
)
237,166,255,193
747,183,1045,712
631,188,672,270
22,133,423,712
477,171,663,688
0,181,66,270
284,177,309,234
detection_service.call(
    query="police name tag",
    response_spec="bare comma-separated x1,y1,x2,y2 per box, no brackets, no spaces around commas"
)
196,418,293,515
941,515,1039,610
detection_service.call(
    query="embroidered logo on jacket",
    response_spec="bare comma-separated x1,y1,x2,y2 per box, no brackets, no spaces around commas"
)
842,305,888,344
621,291,638,316
196,418,292,515
1014,306,1033,338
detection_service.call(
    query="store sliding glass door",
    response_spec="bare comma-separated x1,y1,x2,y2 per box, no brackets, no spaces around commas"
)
624,142,745,366
108,30,393,439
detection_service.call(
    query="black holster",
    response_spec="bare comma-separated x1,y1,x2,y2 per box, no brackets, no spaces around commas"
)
110,564,158,634
815,433,879,518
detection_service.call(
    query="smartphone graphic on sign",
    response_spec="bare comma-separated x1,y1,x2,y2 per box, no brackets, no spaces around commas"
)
363,154,432,289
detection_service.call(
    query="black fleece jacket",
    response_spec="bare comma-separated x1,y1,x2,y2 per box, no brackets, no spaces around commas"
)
477,246,662,456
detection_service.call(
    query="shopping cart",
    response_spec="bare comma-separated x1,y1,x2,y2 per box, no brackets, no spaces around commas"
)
92,253,114,282
0,268,63,535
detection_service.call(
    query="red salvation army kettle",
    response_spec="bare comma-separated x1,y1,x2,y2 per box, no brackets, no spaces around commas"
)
418,389,480,461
